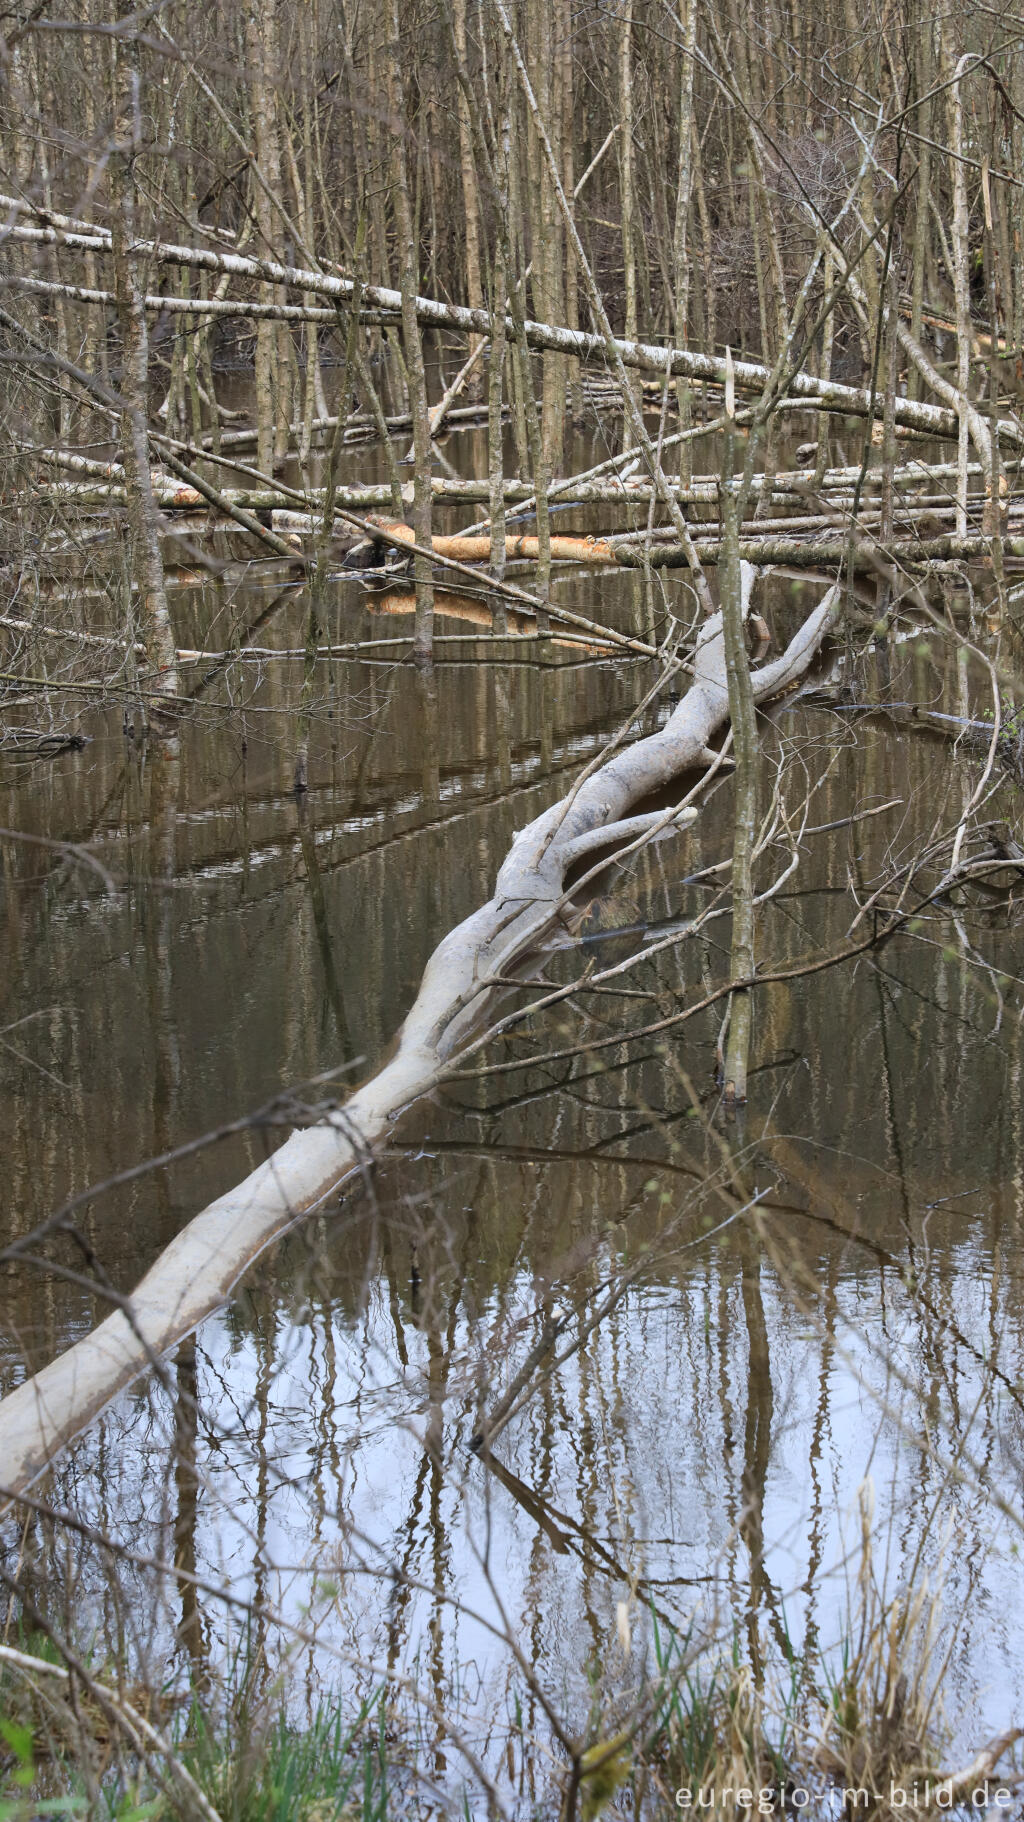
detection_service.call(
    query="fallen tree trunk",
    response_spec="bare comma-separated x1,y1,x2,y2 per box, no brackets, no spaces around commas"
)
618,532,1024,568
356,516,1024,574
5,198,1021,447
32,448,1014,513
0,575,839,1500
361,516,619,566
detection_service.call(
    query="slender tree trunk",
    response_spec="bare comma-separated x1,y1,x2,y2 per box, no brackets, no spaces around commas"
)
108,46,178,707
246,0,287,475
387,0,434,658
945,42,974,540
454,0,485,374
534,0,565,479
673,0,698,485
559,0,582,420
619,0,638,350
721,370,757,1109
909,26,933,405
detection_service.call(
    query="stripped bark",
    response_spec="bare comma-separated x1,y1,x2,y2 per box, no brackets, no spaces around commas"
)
363,516,618,566
0,587,839,1499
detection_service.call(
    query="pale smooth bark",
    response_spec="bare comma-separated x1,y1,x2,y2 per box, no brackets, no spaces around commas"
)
0,587,839,1501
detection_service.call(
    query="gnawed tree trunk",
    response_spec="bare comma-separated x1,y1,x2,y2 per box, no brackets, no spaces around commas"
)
0,585,839,1500
363,515,619,566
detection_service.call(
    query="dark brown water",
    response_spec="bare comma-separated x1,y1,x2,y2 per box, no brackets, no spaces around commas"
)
2,415,1024,1802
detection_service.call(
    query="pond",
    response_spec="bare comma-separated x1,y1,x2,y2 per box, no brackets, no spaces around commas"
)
2,412,1023,1811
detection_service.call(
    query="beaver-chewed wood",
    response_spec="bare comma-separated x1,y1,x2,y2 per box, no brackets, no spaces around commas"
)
0,575,839,1503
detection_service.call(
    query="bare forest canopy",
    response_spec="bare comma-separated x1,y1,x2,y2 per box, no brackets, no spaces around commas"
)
4,1,1024,1812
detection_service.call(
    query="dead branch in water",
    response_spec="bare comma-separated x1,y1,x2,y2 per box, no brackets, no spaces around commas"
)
362,514,619,567
0,581,840,1499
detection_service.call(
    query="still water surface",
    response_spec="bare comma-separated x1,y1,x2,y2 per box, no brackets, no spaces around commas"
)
2,469,1023,1793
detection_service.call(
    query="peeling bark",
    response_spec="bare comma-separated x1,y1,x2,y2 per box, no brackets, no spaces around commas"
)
9,203,1012,446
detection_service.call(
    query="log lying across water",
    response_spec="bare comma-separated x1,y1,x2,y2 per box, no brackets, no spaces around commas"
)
358,516,619,567
355,515,1024,576
0,576,839,1501
32,448,1015,512
5,194,1022,447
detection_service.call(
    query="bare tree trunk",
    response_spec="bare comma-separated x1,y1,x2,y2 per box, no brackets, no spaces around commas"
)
619,0,638,349
527,0,565,480
945,40,973,539
108,48,178,707
0,585,839,1498
246,0,287,476
673,0,698,486
488,230,509,606
981,156,1008,623
454,0,485,370
908,24,934,405
386,0,434,660
559,0,582,420
812,248,835,486
721,371,757,1109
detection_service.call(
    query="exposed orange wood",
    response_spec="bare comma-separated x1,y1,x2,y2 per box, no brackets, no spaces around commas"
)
367,515,619,566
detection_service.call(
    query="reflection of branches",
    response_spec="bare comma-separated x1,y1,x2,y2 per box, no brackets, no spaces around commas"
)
0,1068,363,1269
758,1147,1024,1419
473,1192,760,1451
0,823,117,892
449,840,1024,1085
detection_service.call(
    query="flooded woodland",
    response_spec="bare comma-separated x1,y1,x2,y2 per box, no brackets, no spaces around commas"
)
3,0,1024,1816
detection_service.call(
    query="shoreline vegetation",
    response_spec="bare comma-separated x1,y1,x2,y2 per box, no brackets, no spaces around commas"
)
1,1543,1020,1821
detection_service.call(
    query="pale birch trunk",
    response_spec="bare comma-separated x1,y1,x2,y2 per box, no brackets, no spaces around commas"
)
0,586,840,1500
